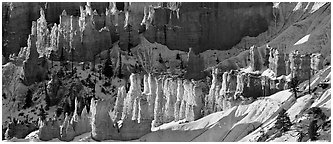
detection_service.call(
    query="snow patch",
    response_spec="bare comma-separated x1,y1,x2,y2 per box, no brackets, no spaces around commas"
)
261,68,276,79
294,34,310,45
310,2,327,13
304,2,311,12
292,2,303,11
273,2,280,8
267,90,293,105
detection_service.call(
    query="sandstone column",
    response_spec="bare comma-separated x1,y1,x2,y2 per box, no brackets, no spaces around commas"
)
91,98,118,141
179,79,188,120
142,74,150,95
234,72,244,100
275,50,286,76
300,54,311,82
289,51,301,78
310,53,323,75
174,79,184,121
219,71,228,111
207,68,218,114
132,74,142,121
138,74,150,123
59,113,75,141
214,84,221,112
164,78,176,123
147,73,156,119
153,77,164,127
184,80,194,121
193,81,204,120
112,86,126,122
121,73,138,120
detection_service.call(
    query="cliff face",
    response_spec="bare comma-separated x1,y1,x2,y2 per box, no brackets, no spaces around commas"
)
3,2,273,60
143,2,273,54
215,2,330,73
39,5,113,62
22,21,49,85
2,2,108,59
2,2,42,58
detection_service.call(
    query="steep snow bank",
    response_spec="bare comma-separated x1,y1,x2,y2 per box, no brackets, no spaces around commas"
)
139,90,293,142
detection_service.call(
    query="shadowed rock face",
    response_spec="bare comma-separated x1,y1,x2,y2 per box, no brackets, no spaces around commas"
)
2,2,109,59
144,2,273,54
5,122,37,140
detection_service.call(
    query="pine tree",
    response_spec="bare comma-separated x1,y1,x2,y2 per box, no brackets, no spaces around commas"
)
37,106,48,121
103,58,113,78
308,120,318,141
308,107,327,121
23,89,33,109
289,76,300,98
216,57,220,64
115,51,123,78
176,53,181,60
274,109,292,133
44,82,50,110
158,53,163,63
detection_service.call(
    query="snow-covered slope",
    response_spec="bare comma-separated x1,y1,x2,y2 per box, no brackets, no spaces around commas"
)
138,90,293,142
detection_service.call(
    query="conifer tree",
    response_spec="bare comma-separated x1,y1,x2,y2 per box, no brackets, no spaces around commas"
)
23,89,33,109
308,120,318,141
274,109,292,133
289,76,300,98
103,58,113,78
44,82,50,110
37,106,48,121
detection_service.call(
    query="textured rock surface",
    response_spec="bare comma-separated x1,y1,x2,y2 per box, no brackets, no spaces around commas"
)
268,48,287,77
90,98,117,141
70,98,91,136
144,3,273,54
21,21,48,85
2,2,42,58
310,53,324,74
215,2,330,74
184,48,206,80
111,86,127,122
4,2,274,59
147,74,157,119
2,2,109,59
153,77,164,127
59,114,75,141
5,121,37,140
38,119,60,141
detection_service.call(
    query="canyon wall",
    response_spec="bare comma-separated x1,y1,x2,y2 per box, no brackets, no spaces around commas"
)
143,2,273,54
215,2,330,74
3,2,273,60
21,21,49,85
2,2,108,59
203,45,323,116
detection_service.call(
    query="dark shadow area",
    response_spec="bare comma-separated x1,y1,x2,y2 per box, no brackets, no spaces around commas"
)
116,2,125,11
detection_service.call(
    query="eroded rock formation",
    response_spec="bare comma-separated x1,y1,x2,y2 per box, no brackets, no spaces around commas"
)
38,118,61,141
2,2,109,59
4,120,37,140
21,21,48,85
143,3,273,54
90,98,116,141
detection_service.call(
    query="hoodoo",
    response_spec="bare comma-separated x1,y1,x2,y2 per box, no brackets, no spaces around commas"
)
2,2,330,142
